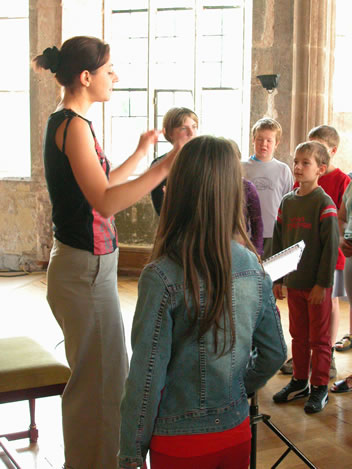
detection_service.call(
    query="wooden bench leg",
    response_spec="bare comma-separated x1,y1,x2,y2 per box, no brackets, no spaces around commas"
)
29,399,38,443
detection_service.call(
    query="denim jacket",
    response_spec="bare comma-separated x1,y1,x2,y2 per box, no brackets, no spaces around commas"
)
119,241,287,468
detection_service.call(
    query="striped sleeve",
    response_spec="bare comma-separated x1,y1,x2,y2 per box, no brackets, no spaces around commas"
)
320,205,337,221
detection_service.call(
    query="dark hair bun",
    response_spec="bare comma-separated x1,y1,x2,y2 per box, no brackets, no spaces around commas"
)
43,46,61,73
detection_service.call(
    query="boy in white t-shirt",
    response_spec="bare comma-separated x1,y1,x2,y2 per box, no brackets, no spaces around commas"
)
242,118,293,259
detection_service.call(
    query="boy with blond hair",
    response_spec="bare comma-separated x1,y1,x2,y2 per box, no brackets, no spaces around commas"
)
242,117,293,259
272,141,339,413
281,125,350,378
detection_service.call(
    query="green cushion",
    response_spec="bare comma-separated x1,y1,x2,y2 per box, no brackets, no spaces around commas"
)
0,337,70,393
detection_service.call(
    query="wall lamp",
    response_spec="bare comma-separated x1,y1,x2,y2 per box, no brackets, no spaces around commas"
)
257,74,280,93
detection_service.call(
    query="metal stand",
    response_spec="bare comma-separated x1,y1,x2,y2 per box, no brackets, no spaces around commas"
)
249,392,317,469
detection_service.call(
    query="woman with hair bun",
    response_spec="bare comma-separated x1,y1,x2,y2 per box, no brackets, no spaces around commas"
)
33,36,178,469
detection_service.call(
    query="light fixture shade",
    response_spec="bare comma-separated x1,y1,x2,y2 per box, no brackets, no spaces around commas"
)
257,74,280,92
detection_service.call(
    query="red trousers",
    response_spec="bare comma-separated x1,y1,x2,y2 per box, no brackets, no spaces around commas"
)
149,440,251,469
287,287,332,386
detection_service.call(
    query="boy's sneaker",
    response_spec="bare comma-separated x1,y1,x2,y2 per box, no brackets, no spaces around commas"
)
304,385,328,414
273,378,309,403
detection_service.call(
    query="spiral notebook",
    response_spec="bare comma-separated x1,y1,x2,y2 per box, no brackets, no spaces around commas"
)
263,240,305,282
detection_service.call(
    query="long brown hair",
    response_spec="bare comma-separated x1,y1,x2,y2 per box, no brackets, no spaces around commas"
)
152,135,255,355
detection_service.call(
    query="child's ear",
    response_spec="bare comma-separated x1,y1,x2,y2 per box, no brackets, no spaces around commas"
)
318,163,327,176
330,146,338,157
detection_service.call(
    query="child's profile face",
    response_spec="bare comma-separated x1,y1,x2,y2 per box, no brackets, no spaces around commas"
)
253,129,278,161
293,151,326,184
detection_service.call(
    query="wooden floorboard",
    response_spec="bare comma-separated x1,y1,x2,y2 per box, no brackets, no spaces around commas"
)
0,273,351,468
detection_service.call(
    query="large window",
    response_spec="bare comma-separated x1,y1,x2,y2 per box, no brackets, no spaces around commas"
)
105,0,252,172
0,2,30,178
333,0,352,112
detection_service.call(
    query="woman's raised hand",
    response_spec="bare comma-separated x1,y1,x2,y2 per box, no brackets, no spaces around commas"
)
136,129,161,157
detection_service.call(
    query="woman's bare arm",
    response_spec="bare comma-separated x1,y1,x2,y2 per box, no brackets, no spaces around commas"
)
56,117,177,218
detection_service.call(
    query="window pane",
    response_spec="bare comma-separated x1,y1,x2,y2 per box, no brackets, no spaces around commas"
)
112,13,133,38
155,0,194,7
156,92,177,115
156,90,194,117
201,8,223,35
111,11,148,88
130,92,148,116
111,116,149,171
0,92,30,177
222,6,242,35
333,37,352,111
201,62,222,88
112,10,148,37
221,58,241,89
112,1,148,10
156,140,172,158
111,91,130,117
336,0,352,35
114,62,148,88
154,62,194,89
114,38,148,65
203,1,241,7
156,9,193,37
1,1,28,17
201,90,242,142
110,90,148,171
200,7,242,89
111,91,147,118
201,36,223,62
155,36,194,66
154,9,194,89
0,19,29,90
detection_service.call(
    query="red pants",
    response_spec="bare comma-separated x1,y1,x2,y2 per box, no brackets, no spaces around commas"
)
287,287,332,386
149,440,251,469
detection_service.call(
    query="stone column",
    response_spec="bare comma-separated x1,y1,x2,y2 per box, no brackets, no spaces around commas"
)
250,0,335,163
250,0,295,165
290,0,336,151
30,0,62,265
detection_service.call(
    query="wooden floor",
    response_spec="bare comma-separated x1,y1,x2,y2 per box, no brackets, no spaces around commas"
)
1,273,351,468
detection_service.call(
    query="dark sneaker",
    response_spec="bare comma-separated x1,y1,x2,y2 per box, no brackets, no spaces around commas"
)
280,357,293,374
273,378,309,403
304,385,328,413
